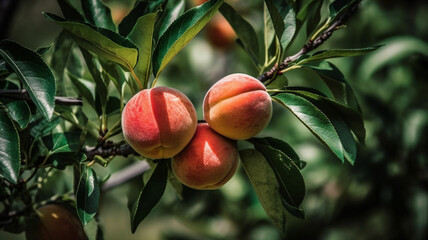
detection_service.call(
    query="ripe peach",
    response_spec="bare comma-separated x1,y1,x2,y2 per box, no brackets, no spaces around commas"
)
25,204,88,240
172,123,238,190
205,14,236,50
122,87,197,159
203,73,272,140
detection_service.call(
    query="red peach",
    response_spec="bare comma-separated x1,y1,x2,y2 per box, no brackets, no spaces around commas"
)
203,73,272,140
122,87,197,159
25,204,88,240
172,123,238,190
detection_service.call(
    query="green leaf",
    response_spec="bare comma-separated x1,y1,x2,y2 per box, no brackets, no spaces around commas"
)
302,0,323,37
57,0,84,21
0,109,20,184
44,13,139,71
273,92,344,162
76,166,100,225
297,46,381,65
152,0,223,79
154,0,186,40
81,0,116,31
30,115,61,140
131,160,167,233
42,131,81,155
128,13,157,90
359,36,428,78
264,0,296,50
329,0,358,21
0,40,56,121
261,137,304,169
249,139,305,215
118,0,164,37
68,71,96,110
51,31,74,97
285,84,366,144
240,149,287,234
1,99,31,129
220,3,259,62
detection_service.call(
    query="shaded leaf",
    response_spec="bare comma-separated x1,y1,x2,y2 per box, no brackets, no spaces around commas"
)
82,0,116,31
131,161,167,233
220,3,259,62
68,72,96,110
249,138,306,211
262,137,304,169
57,0,84,21
76,166,100,225
30,115,61,140
118,0,164,37
128,13,157,90
1,99,31,129
329,0,359,21
0,40,56,121
264,0,296,50
51,31,74,97
0,109,20,184
44,13,139,71
152,0,223,79
42,131,81,155
297,46,381,65
240,149,287,234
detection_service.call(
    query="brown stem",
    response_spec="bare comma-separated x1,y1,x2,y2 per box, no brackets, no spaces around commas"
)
0,89,83,106
83,142,138,160
258,0,361,83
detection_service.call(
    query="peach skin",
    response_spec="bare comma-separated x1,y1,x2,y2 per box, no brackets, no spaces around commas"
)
122,87,197,159
203,73,272,140
172,123,238,190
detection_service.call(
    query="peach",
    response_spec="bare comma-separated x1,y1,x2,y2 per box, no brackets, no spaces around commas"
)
172,123,238,190
203,73,272,140
25,204,88,240
122,87,197,159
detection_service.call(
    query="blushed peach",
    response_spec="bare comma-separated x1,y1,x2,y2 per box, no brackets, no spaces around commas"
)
203,73,272,140
172,123,238,190
25,204,88,240
122,87,197,159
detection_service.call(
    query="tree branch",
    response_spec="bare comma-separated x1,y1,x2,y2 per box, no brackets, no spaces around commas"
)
83,142,138,160
258,0,361,83
0,89,83,106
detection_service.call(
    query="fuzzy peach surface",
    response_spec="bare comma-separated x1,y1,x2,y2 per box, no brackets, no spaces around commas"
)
122,87,197,159
172,123,238,190
203,73,273,140
25,204,87,240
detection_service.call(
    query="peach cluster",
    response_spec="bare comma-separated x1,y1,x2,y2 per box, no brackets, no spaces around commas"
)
122,74,272,189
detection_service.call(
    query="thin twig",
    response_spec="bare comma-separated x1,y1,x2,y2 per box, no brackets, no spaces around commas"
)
0,89,82,106
258,1,361,83
83,141,138,160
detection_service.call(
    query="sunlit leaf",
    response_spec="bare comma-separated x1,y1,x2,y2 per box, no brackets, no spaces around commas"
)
0,40,56,121
42,131,81,155
128,13,157,90
297,46,381,65
264,0,296,50
155,0,186,40
44,13,139,71
152,0,223,79
0,109,20,184
240,149,287,234
273,92,344,162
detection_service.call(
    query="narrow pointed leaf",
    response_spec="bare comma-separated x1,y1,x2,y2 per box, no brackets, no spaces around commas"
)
42,131,81,155
44,13,139,71
297,46,381,65
249,138,306,211
155,0,186,40
264,0,296,50
0,110,20,184
68,72,96,110
273,92,345,162
0,40,56,121
128,13,157,89
152,0,223,79
329,0,359,21
220,3,259,61
262,137,304,169
51,31,74,97
81,0,116,31
131,161,167,233
118,0,164,37
57,0,84,21
76,167,100,225
240,149,287,234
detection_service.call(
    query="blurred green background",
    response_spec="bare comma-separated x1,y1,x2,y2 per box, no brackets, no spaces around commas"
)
1,0,428,239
